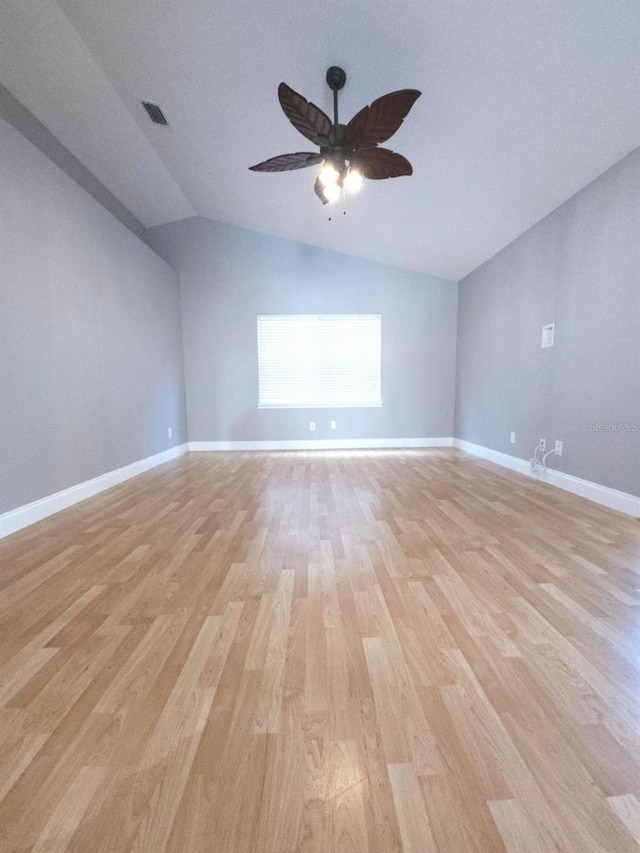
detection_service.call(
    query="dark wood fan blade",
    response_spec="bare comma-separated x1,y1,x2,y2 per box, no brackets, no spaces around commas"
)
350,147,413,180
249,152,323,172
278,83,332,146
345,89,421,149
314,176,330,204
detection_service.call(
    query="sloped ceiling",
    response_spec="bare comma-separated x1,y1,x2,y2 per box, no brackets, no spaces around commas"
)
1,0,639,279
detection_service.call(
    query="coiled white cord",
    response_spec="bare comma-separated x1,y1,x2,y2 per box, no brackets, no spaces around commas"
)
531,442,559,473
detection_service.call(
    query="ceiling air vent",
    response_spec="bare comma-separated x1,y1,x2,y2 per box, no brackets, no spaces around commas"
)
141,101,169,126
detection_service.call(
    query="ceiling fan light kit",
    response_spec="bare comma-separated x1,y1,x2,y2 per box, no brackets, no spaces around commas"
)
249,67,421,206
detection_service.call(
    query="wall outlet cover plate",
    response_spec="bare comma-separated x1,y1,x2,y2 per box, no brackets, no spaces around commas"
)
541,323,555,348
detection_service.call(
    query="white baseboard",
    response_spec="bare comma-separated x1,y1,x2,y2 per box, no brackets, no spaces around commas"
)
0,444,189,539
188,437,454,452
8,436,632,537
453,439,639,517
453,440,532,476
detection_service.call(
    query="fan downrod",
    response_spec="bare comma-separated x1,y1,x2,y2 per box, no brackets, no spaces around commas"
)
326,67,346,125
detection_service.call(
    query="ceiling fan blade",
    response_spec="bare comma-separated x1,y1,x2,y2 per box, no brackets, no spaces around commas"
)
345,89,421,149
313,176,330,205
249,152,323,172
278,83,332,146
351,147,413,180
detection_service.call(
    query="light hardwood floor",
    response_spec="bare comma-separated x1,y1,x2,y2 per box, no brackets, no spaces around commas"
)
1,449,638,852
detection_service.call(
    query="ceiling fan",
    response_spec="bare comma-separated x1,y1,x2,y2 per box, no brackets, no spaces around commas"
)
249,67,421,204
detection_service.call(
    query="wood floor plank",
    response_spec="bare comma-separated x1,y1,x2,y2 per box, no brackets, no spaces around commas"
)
388,762,438,852
488,797,557,853
607,794,640,845
1,448,638,852
31,764,106,853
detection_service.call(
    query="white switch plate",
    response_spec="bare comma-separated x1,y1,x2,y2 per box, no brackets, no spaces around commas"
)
510,431,516,443
167,427,172,438
330,421,336,430
555,440,563,456
309,421,316,431
541,323,555,348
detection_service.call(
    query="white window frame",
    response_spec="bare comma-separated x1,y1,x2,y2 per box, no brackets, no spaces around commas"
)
257,314,382,409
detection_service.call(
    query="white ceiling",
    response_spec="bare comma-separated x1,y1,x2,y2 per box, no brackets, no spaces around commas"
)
1,0,639,280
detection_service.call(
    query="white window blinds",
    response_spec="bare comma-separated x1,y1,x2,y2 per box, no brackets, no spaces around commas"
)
257,314,382,408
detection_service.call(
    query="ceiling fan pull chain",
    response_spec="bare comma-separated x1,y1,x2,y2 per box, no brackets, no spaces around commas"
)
328,187,348,221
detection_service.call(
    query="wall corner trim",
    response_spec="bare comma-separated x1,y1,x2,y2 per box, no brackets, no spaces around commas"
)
187,437,454,452
453,439,640,517
0,444,189,539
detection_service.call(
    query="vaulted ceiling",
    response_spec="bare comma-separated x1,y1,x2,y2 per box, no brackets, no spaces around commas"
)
1,0,639,279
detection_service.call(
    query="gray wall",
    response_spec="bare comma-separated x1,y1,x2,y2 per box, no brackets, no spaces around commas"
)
455,148,640,495
0,118,188,514
147,218,458,442
0,84,148,246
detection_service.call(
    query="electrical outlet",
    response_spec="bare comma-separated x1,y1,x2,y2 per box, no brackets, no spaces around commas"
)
510,431,516,443
330,421,336,430
167,427,172,439
539,438,546,451
555,440,563,456
541,323,555,348
309,421,316,431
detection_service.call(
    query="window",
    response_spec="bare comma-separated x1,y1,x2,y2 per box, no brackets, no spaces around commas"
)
257,314,382,408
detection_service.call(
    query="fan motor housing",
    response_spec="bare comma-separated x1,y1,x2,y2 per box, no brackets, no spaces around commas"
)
326,124,347,148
